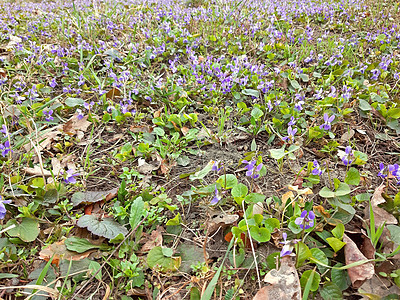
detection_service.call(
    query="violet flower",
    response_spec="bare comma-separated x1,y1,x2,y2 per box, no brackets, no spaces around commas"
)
62,169,79,184
242,159,263,179
342,146,354,166
319,113,335,131
280,232,299,257
282,126,297,143
210,185,220,205
295,210,315,229
377,163,387,179
312,160,323,176
0,196,11,219
0,140,11,157
0,125,7,137
43,109,54,122
212,161,223,172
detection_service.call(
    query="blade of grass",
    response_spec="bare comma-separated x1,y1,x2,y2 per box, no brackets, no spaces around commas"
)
201,238,234,300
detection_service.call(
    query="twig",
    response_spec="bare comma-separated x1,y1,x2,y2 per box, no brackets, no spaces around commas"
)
71,212,149,299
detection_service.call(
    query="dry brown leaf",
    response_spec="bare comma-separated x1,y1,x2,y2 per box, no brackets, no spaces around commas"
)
253,256,301,300
137,158,160,174
39,240,92,267
359,276,400,299
62,115,91,136
343,234,375,288
181,126,190,136
105,87,121,99
141,226,164,252
366,184,398,243
207,213,239,235
282,191,294,203
23,165,52,176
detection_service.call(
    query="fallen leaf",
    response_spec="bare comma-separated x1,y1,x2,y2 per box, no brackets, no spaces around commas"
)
359,276,400,299
313,205,331,219
181,126,189,136
23,165,52,176
141,226,164,252
340,129,355,142
343,234,375,288
137,158,160,174
105,87,121,100
281,191,294,203
207,212,239,235
62,115,91,136
365,184,398,245
253,256,301,300
39,240,92,267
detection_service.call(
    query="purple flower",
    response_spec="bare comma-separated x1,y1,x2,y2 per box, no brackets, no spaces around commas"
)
282,126,297,143
389,164,400,183
62,169,79,184
312,160,323,176
0,196,11,219
378,163,387,179
49,78,57,88
0,140,11,157
76,109,84,120
371,69,381,81
210,185,220,205
280,232,299,257
342,146,354,166
242,159,263,179
43,109,54,122
319,113,335,131
288,116,297,126
0,125,7,137
212,161,223,172
295,210,315,230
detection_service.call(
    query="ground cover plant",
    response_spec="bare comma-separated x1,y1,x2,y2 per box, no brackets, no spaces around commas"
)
1,0,400,298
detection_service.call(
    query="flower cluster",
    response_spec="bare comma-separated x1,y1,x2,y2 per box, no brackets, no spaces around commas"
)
378,163,400,183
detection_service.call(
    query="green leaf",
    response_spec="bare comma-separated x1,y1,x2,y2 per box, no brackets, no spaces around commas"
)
189,161,214,181
269,147,286,160
296,242,311,265
300,269,321,292
242,89,259,98
147,246,181,272
331,263,351,291
345,167,360,185
43,189,59,204
335,183,351,196
7,218,40,242
71,188,118,207
326,237,346,252
166,213,182,226
129,197,145,229
332,223,345,240
162,247,174,257
387,107,400,119
249,226,271,243
0,273,19,279
244,193,266,203
228,247,245,267
299,73,309,82
264,218,280,232
77,215,128,240
359,99,372,111
290,79,301,90
231,183,248,198
387,225,400,244
177,244,205,273
88,260,102,281
65,97,84,107
319,187,335,198
320,282,343,300
217,174,238,189
65,237,110,253
310,248,329,273
251,106,263,119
